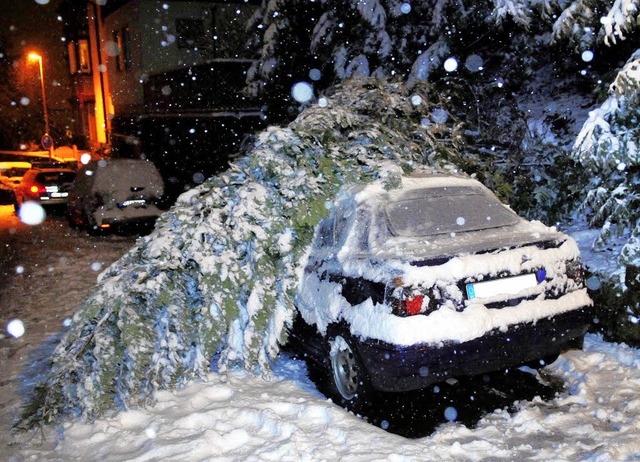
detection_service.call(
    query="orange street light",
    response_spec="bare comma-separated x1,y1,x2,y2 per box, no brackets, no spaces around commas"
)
28,52,52,148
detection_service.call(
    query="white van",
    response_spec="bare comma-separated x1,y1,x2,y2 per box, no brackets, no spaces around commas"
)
67,158,165,234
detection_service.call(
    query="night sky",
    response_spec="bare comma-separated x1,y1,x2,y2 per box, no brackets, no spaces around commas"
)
0,0,74,114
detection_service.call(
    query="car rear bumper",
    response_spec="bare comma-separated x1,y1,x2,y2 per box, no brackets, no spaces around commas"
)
357,306,592,392
96,205,162,227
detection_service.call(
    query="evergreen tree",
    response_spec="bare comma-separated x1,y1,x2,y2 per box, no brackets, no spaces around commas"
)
573,50,640,266
553,0,640,266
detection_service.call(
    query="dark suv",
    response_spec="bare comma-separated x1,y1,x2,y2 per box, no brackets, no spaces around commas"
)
289,173,592,410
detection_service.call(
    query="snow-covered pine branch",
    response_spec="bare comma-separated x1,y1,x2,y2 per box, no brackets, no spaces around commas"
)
601,0,640,45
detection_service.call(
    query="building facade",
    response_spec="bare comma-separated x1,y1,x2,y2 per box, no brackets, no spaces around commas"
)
62,0,263,192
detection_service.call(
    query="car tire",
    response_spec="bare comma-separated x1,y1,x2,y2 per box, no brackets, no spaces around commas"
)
324,326,372,412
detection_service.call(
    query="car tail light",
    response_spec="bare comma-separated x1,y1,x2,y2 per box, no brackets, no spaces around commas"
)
387,282,436,317
401,294,425,315
28,184,45,196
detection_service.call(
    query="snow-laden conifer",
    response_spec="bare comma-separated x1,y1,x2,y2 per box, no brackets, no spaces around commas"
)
573,50,640,266
19,79,463,428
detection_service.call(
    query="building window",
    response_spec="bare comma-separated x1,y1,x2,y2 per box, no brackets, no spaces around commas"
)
114,27,132,72
175,18,208,50
68,39,91,74
78,40,91,73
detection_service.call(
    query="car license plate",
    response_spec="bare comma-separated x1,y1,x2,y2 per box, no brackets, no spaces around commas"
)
466,273,538,300
50,192,68,198
121,199,147,207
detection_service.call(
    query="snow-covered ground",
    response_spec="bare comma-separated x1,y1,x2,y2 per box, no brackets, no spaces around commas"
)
2,205,640,461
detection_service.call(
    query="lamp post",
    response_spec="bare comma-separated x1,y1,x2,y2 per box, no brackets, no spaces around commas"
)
28,52,53,156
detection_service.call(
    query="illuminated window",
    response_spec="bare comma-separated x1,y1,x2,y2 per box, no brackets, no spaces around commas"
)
67,39,91,74
78,40,91,73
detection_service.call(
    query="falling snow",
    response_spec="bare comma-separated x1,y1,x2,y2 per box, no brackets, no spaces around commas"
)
444,57,458,72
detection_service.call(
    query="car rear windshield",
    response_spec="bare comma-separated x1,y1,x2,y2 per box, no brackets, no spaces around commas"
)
385,186,521,237
1,167,30,177
35,172,76,184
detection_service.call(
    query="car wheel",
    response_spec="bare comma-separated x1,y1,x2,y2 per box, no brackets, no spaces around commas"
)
66,205,82,229
325,327,372,411
84,212,103,236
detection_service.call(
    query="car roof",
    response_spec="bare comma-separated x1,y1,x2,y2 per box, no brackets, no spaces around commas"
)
0,161,32,169
345,173,488,204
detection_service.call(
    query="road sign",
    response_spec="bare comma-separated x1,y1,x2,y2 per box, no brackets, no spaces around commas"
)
41,133,54,150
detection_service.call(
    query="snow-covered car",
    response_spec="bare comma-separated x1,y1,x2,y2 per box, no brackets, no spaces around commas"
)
13,167,76,211
66,158,165,234
289,173,593,410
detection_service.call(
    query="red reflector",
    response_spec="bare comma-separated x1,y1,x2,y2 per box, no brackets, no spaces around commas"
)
405,296,423,315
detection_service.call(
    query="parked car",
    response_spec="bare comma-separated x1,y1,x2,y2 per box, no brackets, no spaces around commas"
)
0,161,32,187
13,167,76,211
289,173,593,411
0,161,32,205
66,158,165,235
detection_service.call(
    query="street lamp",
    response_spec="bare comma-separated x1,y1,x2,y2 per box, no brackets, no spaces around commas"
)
28,52,53,155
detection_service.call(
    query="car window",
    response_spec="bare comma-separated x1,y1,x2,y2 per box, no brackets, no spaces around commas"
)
314,215,335,249
1,167,29,177
333,206,352,248
353,208,371,252
35,172,76,184
385,186,521,237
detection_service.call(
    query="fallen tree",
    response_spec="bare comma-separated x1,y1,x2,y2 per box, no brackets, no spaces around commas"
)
19,79,465,427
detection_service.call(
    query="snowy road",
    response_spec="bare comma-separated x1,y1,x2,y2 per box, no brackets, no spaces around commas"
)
0,205,137,453
1,204,640,460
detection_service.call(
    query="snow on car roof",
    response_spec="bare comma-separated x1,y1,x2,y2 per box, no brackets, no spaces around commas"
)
88,159,164,202
342,174,549,255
